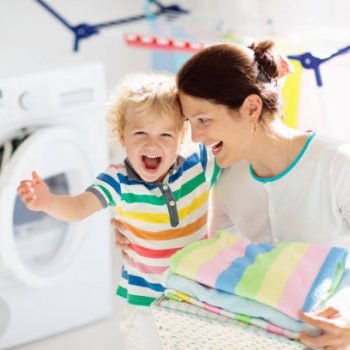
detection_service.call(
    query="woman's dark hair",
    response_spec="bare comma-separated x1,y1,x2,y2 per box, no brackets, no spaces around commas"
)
176,40,283,120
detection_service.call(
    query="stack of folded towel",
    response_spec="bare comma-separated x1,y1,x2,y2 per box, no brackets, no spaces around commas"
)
162,230,349,340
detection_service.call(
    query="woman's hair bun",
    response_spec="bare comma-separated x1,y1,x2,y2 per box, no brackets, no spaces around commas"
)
248,40,279,83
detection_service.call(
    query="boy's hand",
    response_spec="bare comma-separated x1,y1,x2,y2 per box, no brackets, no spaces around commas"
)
17,171,52,212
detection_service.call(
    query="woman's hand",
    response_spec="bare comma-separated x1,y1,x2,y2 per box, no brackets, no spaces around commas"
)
300,306,350,350
111,218,131,261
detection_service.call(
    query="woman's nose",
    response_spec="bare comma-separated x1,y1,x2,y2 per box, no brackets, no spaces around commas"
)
190,125,203,143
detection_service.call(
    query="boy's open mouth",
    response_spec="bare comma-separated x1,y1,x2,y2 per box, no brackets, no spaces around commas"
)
142,155,162,170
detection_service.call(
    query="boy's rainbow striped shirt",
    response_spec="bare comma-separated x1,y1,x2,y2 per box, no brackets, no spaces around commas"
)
87,143,220,306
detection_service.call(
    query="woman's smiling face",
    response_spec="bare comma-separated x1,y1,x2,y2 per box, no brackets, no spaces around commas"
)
179,92,251,168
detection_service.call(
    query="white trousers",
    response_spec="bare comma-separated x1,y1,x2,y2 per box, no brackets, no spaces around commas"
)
120,304,163,350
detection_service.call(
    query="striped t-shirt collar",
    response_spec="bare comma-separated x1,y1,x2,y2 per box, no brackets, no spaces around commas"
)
124,155,185,184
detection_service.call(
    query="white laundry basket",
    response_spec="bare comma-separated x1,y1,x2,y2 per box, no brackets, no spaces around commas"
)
151,296,304,350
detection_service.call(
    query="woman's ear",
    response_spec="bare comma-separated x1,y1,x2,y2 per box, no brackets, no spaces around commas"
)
239,94,262,123
277,55,293,78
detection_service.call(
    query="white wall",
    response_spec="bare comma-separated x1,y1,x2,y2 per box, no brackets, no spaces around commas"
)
189,0,350,45
0,1,152,81
2,0,350,130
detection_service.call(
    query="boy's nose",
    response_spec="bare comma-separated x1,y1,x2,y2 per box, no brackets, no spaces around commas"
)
144,137,160,148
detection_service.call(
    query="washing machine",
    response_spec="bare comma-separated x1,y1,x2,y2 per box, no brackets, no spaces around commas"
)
0,63,113,349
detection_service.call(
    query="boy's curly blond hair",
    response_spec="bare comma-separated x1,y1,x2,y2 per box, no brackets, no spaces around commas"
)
107,72,184,142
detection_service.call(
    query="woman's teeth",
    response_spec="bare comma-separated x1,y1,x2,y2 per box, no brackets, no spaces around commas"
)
212,141,223,150
211,141,223,155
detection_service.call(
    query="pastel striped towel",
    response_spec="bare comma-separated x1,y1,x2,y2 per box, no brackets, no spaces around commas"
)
170,231,348,320
164,272,319,336
164,289,300,340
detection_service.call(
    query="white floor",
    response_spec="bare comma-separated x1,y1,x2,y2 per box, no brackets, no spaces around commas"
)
12,298,124,350
11,249,124,350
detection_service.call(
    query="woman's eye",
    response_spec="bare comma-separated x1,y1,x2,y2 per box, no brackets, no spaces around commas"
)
198,118,209,124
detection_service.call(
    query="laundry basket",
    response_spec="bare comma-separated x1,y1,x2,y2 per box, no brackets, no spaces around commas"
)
151,296,304,350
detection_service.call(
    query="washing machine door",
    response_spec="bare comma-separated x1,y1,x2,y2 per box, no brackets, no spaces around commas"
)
0,126,94,287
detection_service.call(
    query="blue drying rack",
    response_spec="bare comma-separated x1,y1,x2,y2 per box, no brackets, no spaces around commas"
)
287,43,350,134
34,0,189,52
288,44,350,87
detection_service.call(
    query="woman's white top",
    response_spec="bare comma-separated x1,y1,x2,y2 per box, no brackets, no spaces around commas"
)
209,133,350,250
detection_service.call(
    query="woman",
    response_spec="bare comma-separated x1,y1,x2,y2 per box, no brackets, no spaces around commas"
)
116,40,350,349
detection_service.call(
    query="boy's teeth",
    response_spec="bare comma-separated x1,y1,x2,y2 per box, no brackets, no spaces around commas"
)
143,154,160,158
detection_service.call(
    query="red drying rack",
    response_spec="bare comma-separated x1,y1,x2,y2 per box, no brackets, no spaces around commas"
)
124,33,206,53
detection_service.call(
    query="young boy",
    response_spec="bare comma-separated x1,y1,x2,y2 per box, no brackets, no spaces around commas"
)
17,73,220,350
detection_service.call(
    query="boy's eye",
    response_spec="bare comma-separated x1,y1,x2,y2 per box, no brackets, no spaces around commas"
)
135,131,146,135
161,133,173,137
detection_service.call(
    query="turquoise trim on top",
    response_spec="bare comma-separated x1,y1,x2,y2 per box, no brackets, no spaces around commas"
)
249,132,316,183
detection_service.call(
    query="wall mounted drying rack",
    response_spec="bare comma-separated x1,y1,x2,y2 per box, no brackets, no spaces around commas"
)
34,0,189,52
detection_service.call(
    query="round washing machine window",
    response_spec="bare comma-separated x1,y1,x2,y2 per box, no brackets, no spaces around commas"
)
0,126,94,287
12,173,69,271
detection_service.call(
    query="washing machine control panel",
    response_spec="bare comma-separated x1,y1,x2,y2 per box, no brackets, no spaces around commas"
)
18,91,35,111
0,63,105,129
0,76,48,125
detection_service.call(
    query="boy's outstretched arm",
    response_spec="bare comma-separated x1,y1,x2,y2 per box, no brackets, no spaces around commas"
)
17,171,103,222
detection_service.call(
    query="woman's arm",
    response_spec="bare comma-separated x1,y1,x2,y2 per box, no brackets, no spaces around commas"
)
111,218,131,261
208,182,236,237
299,144,350,349
333,145,350,226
